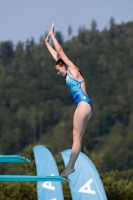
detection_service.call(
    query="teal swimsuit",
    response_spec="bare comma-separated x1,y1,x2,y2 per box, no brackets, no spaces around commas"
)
66,74,93,109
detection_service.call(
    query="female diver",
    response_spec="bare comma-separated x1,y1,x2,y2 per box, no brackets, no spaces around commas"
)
45,23,93,178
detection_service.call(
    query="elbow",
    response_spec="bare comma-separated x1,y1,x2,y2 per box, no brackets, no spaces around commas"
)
57,47,63,55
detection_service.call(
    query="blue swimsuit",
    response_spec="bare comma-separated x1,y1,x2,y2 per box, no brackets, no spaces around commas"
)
66,74,93,109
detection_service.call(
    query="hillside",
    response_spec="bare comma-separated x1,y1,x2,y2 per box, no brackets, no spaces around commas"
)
0,20,133,176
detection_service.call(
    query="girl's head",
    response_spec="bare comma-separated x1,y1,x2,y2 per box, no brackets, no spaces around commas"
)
55,58,67,77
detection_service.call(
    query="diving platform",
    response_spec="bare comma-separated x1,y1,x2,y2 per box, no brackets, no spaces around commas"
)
0,155,30,163
0,175,69,182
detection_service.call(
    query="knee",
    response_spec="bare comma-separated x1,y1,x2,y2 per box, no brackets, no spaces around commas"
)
73,129,82,142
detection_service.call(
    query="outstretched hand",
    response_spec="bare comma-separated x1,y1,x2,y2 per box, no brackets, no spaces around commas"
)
45,23,54,43
50,22,54,35
45,32,51,43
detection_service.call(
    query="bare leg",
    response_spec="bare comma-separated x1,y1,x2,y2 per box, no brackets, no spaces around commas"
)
60,102,92,178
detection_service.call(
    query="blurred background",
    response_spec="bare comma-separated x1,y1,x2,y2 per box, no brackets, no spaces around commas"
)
0,1,133,199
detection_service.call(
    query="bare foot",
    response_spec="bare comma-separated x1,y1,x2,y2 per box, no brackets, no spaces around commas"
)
60,167,75,178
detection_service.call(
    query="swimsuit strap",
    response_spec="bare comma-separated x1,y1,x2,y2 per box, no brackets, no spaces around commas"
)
67,73,84,83
80,80,85,83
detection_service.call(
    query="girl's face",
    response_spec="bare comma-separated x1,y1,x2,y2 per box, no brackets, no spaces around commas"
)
55,65,67,77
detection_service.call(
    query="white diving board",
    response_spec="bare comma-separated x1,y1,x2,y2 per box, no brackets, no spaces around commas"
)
0,155,30,163
0,175,69,182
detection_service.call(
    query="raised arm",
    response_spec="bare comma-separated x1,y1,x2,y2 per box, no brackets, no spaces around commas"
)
45,32,60,61
50,23,79,76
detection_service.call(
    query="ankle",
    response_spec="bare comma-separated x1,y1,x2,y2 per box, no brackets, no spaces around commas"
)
66,166,74,170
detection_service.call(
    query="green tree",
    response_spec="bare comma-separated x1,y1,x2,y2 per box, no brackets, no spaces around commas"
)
0,41,14,65
67,25,73,40
55,31,64,44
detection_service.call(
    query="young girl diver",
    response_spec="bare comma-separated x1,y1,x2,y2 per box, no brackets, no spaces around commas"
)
45,23,93,178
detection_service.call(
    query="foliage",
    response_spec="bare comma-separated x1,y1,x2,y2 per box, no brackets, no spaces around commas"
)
101,171,133,200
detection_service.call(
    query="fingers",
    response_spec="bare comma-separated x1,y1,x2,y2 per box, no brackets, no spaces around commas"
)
52,22,54,29
47,30,51,38
45,23,54,43
47,31,51,37
50,22,54,34
45,32,51,43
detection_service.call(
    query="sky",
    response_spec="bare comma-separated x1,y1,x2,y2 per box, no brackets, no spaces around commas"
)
0,0,133,45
